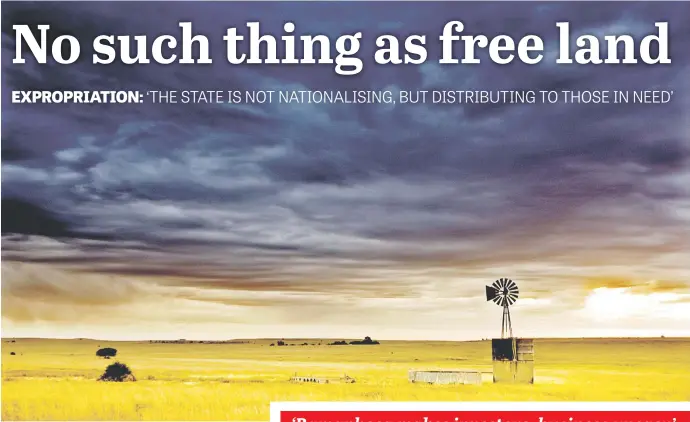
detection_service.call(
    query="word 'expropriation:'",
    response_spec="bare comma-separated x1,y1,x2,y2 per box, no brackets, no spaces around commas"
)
12,90,141,104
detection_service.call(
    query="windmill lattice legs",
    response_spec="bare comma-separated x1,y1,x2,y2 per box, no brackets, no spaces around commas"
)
501,303,513,338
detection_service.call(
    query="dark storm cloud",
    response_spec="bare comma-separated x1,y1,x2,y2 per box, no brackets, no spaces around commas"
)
1,198,73,238
2,137,34,161
2,1,690,305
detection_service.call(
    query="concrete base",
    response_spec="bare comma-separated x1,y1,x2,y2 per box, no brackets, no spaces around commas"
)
492,360,534,384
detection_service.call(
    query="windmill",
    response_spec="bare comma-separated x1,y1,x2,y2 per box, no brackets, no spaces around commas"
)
485,278,519,338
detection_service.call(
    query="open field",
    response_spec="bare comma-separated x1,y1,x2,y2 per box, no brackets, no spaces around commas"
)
2,337,689,420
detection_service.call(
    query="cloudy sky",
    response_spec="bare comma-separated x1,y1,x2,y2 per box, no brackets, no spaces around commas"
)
2,2,690,341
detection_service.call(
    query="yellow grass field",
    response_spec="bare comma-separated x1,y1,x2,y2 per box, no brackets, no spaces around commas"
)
2,337,689,420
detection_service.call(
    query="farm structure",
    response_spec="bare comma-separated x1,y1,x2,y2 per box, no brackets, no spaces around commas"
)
486,278,535,384
492,337,535,383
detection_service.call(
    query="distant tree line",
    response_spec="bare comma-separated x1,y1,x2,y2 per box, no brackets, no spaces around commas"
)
268,337,379,347
270,340,319,347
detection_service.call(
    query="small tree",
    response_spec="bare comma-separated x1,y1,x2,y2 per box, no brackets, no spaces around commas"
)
96,347,117,358
99,362,136,382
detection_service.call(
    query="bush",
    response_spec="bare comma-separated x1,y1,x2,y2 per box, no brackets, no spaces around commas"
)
96,347,117,358
350,336,380,345
99,362,136,382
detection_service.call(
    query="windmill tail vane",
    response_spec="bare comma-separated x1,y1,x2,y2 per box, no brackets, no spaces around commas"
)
485,278,519,338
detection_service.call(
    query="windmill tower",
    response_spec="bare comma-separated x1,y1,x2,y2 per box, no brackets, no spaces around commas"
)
485,278,534,384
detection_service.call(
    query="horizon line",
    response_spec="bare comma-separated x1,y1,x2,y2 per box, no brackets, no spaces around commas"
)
3,334,687,343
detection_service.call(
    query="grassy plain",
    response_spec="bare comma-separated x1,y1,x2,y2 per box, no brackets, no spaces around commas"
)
2,337,689,420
